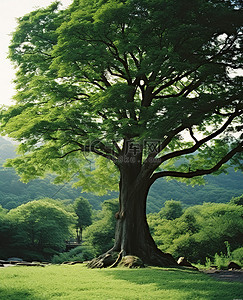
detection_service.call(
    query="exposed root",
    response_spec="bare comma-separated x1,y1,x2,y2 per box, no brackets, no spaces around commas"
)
87,251,119,269
109,250,123,268
145,249,177,267
87,247,177,269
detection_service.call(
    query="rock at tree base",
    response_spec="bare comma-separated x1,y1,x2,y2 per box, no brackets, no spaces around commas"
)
118,256,145,268
177,257,198,270
177,257,192,267
228,262,241,270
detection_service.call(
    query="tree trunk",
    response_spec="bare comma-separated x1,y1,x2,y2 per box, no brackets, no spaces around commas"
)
88,163,177,268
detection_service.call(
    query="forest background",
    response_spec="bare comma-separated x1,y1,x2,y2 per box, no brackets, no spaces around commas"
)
0,136,243,267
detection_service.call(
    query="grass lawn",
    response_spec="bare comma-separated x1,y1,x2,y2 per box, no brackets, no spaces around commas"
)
0,264,242,299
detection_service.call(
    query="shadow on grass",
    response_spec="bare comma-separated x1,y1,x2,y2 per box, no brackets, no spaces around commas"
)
0,288,43,300
105,267,243,299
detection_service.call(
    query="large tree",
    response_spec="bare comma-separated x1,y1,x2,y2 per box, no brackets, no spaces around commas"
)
0,0,242,267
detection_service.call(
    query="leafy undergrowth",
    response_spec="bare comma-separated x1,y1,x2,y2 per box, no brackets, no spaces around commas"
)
0,264,242,300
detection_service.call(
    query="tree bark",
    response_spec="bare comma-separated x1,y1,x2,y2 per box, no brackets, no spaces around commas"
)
88,163,177,268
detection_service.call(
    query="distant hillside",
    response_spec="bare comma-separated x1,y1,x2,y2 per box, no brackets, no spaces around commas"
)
147,170,243,212
0,137,115,210
0,137,242,213
0,166,117,210
0,137,16,163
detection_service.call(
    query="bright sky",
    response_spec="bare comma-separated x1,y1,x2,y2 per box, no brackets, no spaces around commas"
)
0,0,73,106
1,1,242,108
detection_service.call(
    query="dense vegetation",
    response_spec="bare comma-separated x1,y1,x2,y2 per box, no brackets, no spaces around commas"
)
80,197,243,266
2,192,242,268
148,199,243,264
0,136,242,265
0,199,76,261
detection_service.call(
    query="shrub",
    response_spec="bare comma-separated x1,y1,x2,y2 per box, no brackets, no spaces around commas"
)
229,194,243,206
213,253,229,269
159,200,183,220
52,246,95,264
83,199,118,255
203,242,243,269
149,203,243,263
232,247,243,265
166,234,199,261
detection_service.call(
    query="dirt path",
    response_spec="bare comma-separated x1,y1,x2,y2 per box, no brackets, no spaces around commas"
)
202,269,243,283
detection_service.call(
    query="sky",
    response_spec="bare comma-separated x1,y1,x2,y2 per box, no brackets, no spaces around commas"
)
0,0,73,106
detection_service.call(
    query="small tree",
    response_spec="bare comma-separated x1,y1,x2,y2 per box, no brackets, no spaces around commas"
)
8,200,76,259
74,197,92,242
159,200,183,220
0,0,242,267
84,199,119,255
229,194,243,206
0,205,14,258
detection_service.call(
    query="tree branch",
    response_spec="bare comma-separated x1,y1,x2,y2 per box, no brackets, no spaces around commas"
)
58,149,81,158
101,73,111,87
152,68,199,98
102,39,133,84
154,79,201,99
144,109,242,175
57,138,119,163
149,142,243,185
189,127,199,143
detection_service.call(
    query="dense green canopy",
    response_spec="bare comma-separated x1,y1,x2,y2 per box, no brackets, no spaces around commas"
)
1,0,242,188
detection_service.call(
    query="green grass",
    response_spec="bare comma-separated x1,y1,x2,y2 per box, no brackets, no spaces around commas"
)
0,264,242,300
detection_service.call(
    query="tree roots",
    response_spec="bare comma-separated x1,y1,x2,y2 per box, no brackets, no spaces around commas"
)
87,249,177,269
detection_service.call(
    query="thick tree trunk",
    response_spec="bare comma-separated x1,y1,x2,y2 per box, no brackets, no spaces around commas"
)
88,164,177,268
